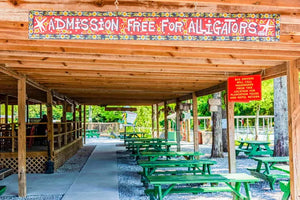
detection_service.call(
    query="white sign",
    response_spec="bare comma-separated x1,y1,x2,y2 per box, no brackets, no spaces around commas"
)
126,111,137,124
208,99,221,106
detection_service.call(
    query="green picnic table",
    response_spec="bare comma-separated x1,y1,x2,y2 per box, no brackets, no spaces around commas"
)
145,173,260,200
273,165,290,200
86,129,99,138
248,156,289,190
129,142,177,157
125,138,166,146
138,159,216,187
236,140,273,158
139,151,204,161
120,132,147,140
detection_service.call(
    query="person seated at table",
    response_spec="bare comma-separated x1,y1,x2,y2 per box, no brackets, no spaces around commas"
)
36,115,48,144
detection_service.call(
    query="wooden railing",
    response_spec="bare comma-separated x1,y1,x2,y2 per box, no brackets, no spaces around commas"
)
53,121,83,150
0,121,83,153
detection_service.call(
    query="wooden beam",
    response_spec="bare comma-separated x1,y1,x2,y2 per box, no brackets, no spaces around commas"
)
156,104,159,138
105,107,137,111
176,99,181,152
226,91,236,173
0,63,25,79
192,93,199,153
287,60,300,200
83,105,86,144
47,91,54,160
164,101,168,140
17,77,26,197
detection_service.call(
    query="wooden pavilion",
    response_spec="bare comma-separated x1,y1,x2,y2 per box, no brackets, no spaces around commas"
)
0,0,299,199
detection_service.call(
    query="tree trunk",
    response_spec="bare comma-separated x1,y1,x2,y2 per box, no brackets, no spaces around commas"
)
255,105,260,140
222,108,228,152
211,92,224,158
273,76,289,156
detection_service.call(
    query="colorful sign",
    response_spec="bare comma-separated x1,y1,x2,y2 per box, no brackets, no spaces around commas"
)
28,11,280,41
228,75,262,102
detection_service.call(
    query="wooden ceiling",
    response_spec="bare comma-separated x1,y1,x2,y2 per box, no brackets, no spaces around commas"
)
0,0,299,105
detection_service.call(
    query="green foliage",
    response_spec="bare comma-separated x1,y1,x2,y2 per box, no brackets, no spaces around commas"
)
89,106,122,122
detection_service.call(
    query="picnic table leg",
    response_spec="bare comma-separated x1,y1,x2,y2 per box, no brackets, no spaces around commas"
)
156,185,163,200
243,182,252,200
233,182,241,200
280,181,291,200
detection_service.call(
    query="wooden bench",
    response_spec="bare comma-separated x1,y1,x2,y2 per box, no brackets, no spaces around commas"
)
145,173,259,200
0,168,13,180
0,186,6,196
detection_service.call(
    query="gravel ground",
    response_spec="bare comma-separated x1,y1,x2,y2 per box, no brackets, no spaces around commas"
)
0,138,285,200
117,140,285,200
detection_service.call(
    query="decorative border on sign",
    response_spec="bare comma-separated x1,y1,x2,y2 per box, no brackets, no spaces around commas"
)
28,11,280,42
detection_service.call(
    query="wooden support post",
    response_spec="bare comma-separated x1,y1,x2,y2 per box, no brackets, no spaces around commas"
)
83,105,86,144
187,110,191,142
176,99,181,151
5,95,8,124
26,102,29,123
226,92,236,173
39,103,42,118
287,60,300,200
79,105,82,137
164,101,168,140
152,105,155,138
11,104,14,123
47,91,54,160
63,101,67,145
18,77,26,197
73,104,76,139
156,104,159,138
192,93,199,152
57,123,61,149
12,123,15,152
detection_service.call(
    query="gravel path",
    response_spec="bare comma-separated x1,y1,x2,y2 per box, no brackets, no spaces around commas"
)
117,141,285,200
56,145,96,173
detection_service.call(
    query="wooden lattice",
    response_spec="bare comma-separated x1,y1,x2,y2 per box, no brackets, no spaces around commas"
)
0,156,48,173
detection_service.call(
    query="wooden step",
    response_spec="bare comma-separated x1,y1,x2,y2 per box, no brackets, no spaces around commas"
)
0,168,13,180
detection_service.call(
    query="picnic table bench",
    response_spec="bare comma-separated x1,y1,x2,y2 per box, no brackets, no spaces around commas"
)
247,156,289,190
236,140,273,158
86,129,99,138
272,164,290,200
145,173,260,200
138,159,216,184
139,151,204,161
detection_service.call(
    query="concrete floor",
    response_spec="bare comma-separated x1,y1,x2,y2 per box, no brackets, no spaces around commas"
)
0,138,120,200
